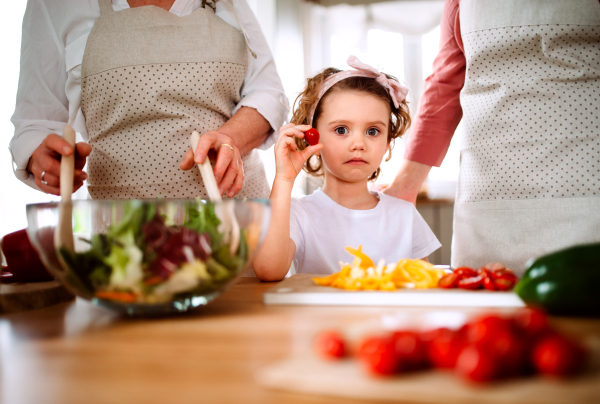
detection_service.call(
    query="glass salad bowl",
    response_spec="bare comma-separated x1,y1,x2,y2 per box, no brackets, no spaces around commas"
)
26,199,270,315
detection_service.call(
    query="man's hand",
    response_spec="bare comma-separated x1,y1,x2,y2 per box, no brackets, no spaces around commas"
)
27,134,91,195
180,130,244,198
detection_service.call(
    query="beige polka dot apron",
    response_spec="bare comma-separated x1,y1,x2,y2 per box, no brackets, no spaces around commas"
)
453,0,600,271
81,0,270,200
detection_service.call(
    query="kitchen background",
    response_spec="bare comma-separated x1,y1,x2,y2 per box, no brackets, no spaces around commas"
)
0,0,459,263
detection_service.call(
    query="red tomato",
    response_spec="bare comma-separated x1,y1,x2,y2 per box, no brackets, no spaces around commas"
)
491,268,518,281
482,275,498,291
457,274,484,290
314,331,345,360
438,273,459,289
391,331,428,371
478,268,491,276
493,276,517,291
468,315,511,345
456,345,501,382
456,323,471,341
532,335,586,377
427,328,466,369
304,128,320,146
454,267,477,279
486,327,527,377
513,308,549,340
417,328,439,364
358,336,398,375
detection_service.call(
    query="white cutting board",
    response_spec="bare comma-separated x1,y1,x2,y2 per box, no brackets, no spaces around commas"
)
263,274,525,308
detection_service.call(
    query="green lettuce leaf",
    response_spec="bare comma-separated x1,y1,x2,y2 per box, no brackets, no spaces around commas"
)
183,202,222,247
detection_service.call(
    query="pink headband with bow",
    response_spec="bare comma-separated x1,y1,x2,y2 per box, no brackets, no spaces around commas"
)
308,55,409,125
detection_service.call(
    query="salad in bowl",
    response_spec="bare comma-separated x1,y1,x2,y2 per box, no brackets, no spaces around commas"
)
26,199,269,315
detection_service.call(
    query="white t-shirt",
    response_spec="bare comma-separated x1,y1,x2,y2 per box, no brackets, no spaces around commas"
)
10,0,288,191
290,189,442,274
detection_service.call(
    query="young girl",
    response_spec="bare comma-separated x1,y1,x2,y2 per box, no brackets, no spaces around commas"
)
253,56,441,281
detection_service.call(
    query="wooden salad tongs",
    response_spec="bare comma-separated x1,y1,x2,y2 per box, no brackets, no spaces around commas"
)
54,124,76,268
190,131,240,256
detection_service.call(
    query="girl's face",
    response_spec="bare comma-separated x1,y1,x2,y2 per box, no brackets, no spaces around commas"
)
315,90,390,184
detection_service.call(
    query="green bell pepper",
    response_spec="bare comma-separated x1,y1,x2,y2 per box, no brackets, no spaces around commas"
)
515,243,600,316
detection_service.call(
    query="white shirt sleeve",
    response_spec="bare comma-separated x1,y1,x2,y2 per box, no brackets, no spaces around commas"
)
410,205,442,260
9,0,70,191
231,0,288,149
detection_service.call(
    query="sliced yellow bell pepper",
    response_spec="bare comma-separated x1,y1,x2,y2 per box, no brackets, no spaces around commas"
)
345,245,375,270
312,246,442,291
313,272,339,286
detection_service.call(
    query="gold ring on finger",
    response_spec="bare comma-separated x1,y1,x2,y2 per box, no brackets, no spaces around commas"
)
220,143,235,152
41,170,48,186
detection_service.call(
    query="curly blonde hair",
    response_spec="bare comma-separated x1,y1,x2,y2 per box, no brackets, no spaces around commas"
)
290,67,411,181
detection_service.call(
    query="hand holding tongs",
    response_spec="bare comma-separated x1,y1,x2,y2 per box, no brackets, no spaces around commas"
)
190,131,240,255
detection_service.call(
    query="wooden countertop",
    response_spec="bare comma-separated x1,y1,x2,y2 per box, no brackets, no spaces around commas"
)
1,278,599,404
415,197,454,206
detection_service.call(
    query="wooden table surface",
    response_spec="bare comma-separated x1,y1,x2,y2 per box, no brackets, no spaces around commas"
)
1,278,599,404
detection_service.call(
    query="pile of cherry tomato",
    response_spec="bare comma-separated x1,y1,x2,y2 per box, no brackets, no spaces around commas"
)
438,264,518,291
314,309,588,383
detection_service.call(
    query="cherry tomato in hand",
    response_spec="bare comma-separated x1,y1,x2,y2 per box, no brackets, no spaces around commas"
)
304,128,320,146
359,336,398,375
314,331,345,360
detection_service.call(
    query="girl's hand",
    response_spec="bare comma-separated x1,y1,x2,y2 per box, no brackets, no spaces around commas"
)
27,134,91,195
180,130,244,198
274,124,323,183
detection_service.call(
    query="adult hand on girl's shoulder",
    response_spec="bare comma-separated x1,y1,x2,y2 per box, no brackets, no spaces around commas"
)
382,159,432,206
274,123,323,183
382,183,419,205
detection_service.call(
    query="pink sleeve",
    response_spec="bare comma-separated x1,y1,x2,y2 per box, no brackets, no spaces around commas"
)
404,0,466,167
